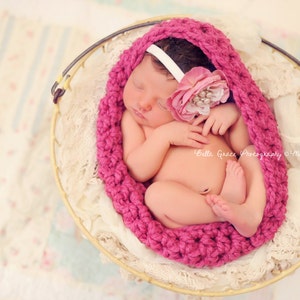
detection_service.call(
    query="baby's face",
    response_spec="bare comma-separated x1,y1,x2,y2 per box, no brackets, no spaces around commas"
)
123,55,178,128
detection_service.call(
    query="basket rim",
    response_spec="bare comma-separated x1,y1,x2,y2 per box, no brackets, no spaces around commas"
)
50,15,299,104
50,15,300,297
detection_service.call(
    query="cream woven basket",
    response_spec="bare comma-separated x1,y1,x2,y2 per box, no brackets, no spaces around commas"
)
51,16,300,297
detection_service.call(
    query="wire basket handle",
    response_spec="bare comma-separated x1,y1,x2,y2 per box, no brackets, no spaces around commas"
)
51,19,162,104
51,18,300,104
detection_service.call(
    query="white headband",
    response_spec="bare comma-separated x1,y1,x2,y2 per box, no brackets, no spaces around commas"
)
146,44,185,82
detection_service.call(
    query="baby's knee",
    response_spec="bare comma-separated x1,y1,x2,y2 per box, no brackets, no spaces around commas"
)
241,144,256,153
144,181,162,210
239,144,258,164
145,181,182,228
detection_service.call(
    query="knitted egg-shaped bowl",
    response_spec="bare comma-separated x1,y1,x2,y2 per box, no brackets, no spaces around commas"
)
51,16,300,297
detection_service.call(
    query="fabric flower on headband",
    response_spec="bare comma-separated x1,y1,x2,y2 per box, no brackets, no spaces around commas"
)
166,67,230,122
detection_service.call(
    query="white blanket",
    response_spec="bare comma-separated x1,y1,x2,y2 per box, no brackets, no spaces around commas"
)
0,0,299,299
53,13,300,296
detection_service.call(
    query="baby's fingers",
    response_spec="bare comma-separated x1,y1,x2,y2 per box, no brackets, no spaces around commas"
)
202,117,216,136
188,131,209,145
217,123,228,135
192,114,208,126
211,121,229,135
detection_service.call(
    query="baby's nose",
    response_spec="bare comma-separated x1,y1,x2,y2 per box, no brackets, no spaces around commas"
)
138,97,154,112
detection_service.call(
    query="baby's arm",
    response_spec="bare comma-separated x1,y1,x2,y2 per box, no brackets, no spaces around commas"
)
208,103,251,152
121,110,169,181
121,110,208,182
193,103,251,152
193,103,240,136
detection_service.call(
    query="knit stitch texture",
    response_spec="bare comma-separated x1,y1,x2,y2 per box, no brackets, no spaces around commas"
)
96,18,288,267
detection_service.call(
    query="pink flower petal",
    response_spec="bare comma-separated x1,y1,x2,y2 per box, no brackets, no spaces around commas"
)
167,67,230,121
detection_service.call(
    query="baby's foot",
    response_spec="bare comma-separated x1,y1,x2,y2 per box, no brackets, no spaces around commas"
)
220,160,246,204
206,194,260,237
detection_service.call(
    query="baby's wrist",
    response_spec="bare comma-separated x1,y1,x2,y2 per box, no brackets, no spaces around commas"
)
153,125,172,147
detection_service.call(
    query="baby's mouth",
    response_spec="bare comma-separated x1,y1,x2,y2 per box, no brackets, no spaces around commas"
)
133,108,146,119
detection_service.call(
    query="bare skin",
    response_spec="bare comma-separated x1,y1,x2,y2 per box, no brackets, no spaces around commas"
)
145,158,248,229
206,195,258,237
206,145,266,237
220,160,247,205
122,55,266,237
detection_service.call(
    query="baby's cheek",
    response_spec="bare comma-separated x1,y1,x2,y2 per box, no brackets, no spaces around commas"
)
122,85,132,107
156,111,174,126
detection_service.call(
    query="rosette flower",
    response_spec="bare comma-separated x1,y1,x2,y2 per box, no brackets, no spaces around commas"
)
167,67,230,122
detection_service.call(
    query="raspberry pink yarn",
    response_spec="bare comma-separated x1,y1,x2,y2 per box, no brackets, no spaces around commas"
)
96,18,288,267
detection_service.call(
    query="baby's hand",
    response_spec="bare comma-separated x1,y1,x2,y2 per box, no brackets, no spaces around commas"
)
192,103,240,136
160,121,209,148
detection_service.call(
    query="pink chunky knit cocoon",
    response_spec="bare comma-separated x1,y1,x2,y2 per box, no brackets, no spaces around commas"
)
96,18,288,267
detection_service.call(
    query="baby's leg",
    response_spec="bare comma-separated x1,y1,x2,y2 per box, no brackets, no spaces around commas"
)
206,194,258,237
228,115,251,153
207,145,266,237
238,145,266,223
145,180,222,228
220,160,246,204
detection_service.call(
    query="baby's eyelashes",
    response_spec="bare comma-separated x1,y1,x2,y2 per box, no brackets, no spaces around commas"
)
132,77,144,90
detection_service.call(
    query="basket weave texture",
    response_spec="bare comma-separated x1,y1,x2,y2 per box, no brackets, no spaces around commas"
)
96,17,288,267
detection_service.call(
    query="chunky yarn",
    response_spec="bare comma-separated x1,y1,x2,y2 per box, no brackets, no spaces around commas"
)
96,18,288,267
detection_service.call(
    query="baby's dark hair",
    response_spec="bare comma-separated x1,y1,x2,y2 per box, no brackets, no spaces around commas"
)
152,37,216,73
151,37,234,102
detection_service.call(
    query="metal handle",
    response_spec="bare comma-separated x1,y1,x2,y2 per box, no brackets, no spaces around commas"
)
51,18,300,104
51,19,163,104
